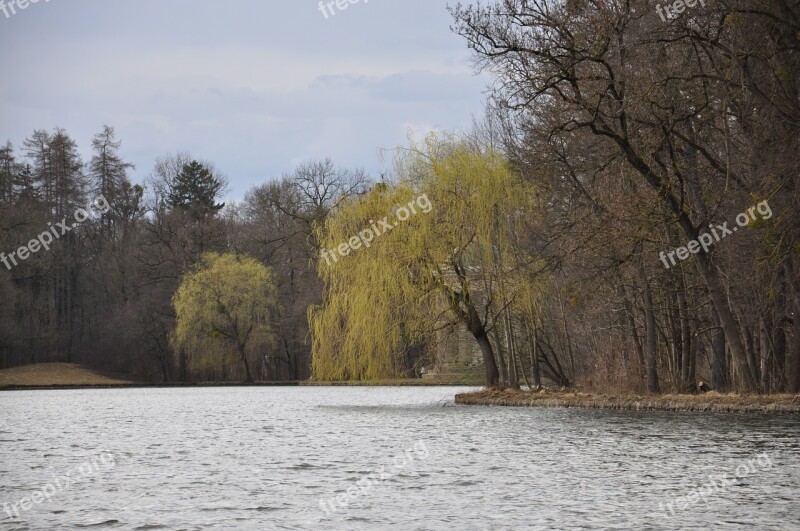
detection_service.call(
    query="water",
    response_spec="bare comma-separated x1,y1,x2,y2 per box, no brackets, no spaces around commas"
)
1,386,799,530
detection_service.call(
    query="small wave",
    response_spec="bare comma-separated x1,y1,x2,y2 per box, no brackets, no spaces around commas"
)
76,519,120,527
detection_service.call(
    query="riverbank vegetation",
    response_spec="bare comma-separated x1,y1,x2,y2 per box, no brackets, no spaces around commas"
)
310,139,544,387
1,0,797,395
445,0,799,394
455,389,800,414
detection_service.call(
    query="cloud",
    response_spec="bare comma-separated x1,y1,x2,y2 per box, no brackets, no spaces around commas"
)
0,0,489,200
311,71,487,103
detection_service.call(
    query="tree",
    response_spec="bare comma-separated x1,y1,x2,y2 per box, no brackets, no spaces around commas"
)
0,141,17,204
310,136,544,388
449,0,799,393
171,252,277,382
135,154,229,381
242,161,367,380
24,128,85,216
89,125,134,208
167,160,225,219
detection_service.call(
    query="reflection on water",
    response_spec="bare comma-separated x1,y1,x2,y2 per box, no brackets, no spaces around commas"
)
1,386,799,530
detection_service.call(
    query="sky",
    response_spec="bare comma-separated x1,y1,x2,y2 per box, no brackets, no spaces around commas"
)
0,0,489,201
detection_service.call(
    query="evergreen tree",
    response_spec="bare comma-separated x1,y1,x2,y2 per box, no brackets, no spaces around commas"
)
167,160,225,219
14,164,37,203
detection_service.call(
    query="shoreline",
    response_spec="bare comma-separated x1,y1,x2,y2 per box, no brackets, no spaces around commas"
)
0,381,477,391
0,380,481,392
0,382,301,391
455,389,800,414
0,363,480,391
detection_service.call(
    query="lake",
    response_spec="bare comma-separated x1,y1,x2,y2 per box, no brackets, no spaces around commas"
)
1,386,799,529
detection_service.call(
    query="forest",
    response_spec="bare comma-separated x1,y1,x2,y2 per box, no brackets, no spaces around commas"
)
1,0,798,395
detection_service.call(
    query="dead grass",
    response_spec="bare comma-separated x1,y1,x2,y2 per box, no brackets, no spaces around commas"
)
455,389,800,414
0,363,133,388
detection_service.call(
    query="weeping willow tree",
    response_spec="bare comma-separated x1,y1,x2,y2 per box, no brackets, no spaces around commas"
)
171,252,277,382
308,180,431,381
310,134,545,388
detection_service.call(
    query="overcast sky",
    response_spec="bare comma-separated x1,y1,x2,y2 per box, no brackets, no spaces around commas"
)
0,0,489,200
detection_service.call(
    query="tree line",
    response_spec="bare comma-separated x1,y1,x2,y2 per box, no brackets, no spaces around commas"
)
443,0,799,393
311,0,799,393
1,0,797,394
0,127,366,382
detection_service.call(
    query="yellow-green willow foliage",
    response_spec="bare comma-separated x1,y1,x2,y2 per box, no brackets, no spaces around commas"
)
309,182,432,380
310,134,546,386
171,252,277,382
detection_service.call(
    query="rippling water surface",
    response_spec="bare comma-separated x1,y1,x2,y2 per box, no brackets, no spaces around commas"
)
1,386,799,530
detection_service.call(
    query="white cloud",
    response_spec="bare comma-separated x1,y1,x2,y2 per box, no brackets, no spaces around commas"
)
0,0,489,201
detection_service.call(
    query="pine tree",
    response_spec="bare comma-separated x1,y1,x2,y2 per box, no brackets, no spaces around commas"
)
14,164,37,203
167,160,225,219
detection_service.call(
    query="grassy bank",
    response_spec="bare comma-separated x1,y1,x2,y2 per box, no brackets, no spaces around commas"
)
0,363,133,389
0,363,480,390
455,389,800,414
0,363,301,390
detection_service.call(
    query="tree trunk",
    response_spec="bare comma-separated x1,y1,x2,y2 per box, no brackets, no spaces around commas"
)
504,311,519,389
710,306,728,391
693,252,758,392
241,353,253,383
475,332,499,389
792,316,800,393
759,316,771,392
238,339,253,383
639,270,660,394
623,295,646,388
527,324,542,389
680,291,693,390
492,325,507,388
743,324,760,390
461,299,500,389
773,265,789,392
